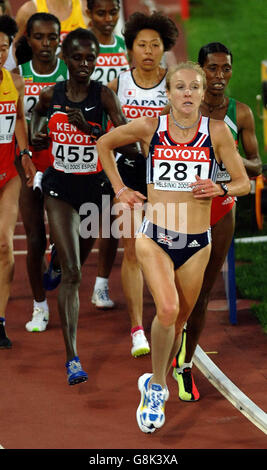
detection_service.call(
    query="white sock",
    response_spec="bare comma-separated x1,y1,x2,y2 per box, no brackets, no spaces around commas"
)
94,277,108,290
176,361,193,373
34,299,49,312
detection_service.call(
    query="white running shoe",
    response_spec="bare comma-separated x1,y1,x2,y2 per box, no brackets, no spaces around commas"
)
136,373,169,433
25,307,49,332
91,287,115,309
131,330,150,357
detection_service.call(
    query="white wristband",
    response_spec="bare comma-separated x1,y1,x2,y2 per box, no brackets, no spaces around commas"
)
115,186,128,199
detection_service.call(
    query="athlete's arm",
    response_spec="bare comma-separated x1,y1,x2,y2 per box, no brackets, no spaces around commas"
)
12,73,36,186
96,117,156,205
101,85,141,157
236,101,262,177
14,1,36,45
211,120,250,196
107,77,118,93
31,85,54,150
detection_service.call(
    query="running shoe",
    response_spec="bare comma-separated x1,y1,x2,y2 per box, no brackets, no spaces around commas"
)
136,373,169,433
25,306,49,332
66,356,88,386
172,327,187,369
43,244,61,291
131,329,150,357
0,336,12,349
91,286,115,309
172,366,200,402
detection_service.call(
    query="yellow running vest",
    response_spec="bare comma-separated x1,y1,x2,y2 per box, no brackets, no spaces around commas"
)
0,68,18,171
35,0,86,41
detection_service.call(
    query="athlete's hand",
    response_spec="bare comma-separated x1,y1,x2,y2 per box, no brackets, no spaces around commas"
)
65,106,101,139
190,174,220,198
31,131,50,150
115,187,146,209
21,155,36,187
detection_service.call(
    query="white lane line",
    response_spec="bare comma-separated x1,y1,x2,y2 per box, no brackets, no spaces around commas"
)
235,236,267,243
13,248,124,256
194,345,267,434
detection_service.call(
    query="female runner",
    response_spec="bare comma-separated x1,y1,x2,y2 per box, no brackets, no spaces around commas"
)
0,15,35,348
14,13,68,333
108,11,178,357
172,42,262,401
96,61,250,432
31,28,139,385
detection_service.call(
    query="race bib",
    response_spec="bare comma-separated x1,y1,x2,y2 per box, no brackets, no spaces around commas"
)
49,113,100,174
0,101,17,142
153,145,211,191
92,53,129,84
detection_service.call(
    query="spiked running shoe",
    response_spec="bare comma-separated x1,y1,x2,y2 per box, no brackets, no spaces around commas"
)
66,356,88,386
25,306,49,332
172,327,187,369
0,336,12,349
131,330,150,357
173,366,200,402
43,245,61,291
91,286,115,309
136,373,169,433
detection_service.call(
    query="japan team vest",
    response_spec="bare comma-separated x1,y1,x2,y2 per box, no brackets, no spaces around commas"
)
117,69,168,120
34,0,86,42
216,97,238,182
147,114,219,191
0,68,18,170
47,80,107,174
90,35,129,85
19,59,68,122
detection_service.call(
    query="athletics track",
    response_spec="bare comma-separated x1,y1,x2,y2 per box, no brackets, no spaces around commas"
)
1,0,266,457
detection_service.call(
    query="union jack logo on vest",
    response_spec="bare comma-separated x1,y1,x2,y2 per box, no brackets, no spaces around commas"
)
157,232,173,247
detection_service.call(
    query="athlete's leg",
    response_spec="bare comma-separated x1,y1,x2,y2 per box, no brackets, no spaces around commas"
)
19,182,47,302
121,208,144,328
45,196,83,361
166,242,212,374
184,208,235,363
135,235,178,388
0,175,21,328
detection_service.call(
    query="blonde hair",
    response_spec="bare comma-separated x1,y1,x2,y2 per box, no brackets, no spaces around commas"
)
166,61,206,90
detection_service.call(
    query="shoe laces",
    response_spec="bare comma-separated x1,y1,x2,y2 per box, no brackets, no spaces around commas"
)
149,387,165,413
182,368,193,391
96,287,110,301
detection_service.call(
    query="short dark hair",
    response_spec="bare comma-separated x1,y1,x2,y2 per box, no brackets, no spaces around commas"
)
123,11,178,51
0,15,18,44
87,0,120,10
62,28,100,56
15,13,61,65
26,12,61,36
198,42,233,67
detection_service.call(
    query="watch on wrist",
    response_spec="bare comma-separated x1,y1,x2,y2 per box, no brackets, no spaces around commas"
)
219,182,229,197
19,149,32,160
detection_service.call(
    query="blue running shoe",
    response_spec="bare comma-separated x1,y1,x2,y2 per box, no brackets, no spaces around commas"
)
43,245,61,291
136,373,169,433
66,356,88,386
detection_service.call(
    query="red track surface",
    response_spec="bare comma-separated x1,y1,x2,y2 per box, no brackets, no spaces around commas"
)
1,218,266,452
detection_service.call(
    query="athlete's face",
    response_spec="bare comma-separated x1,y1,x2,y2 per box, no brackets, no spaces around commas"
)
88,0,120,36
132,29,164,72
27,20,60,63
0,32,9,69
202,52,232,95
167,68,204,115
64,38,98,83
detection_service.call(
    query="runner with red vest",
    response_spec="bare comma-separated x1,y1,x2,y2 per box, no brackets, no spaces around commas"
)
31,28,140,385
0,16,35,349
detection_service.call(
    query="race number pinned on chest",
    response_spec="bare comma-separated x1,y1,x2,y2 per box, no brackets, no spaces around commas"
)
0,101,17,142
153,145,211,191
49,113,100,174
